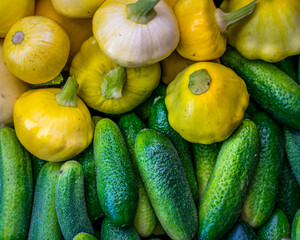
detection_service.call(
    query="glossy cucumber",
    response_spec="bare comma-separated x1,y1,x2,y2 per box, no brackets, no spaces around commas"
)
73,233,97,240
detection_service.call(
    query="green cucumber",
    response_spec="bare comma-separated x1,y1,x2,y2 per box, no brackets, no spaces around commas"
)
0,126,33,240
135,129,198,240
275,56,297,82
55,160,95,240
220,46,300,130
152,222,166,236
149,96,198,203
276,155,300,223
75,143,105,223
242,112,284,228
226,220,258,240
284,127,300,186
118,112,157,237
101,217,140,240
73,233,97,240
94,118,138,227
298,55,300,84
30,154,47,186
28,162,63,240
291,209,300,240
191,142,221,201
198,119,259,240
257,209,291,240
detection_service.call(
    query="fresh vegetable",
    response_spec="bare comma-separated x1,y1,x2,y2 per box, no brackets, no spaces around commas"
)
55,161,95,240
0,39,30,127
291,209,300,240
165,61,249,144
221,46,300,130
198,119,259,240
174,0,256,61
226,220,258,240
92,0,180,67
28,162,63,240
70,36,161,115
0,127,33,240
94,118,138,227
30,154,47,186
3,16,70,84
135,129,198,240
73,233,97,240
221,0,300,62
275,56,298,82
13,76,94,162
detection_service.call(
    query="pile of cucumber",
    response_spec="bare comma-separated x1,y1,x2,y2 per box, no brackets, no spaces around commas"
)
0,47,300,240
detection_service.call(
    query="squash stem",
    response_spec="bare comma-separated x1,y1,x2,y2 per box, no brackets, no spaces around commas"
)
101,66,126,99
188,69,211,95
215,0,256,33
127,0,160,24
56,75,78,107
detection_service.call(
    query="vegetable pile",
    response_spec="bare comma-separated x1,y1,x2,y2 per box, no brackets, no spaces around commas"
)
0,0,300,239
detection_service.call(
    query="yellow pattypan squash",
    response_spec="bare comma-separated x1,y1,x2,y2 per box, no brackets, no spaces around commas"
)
70,37,161,115
13,76,94,162
174,0,256,61
221,0,300,62
35,0,93,69
3,16,70,85
165,62,249,144
0,0,35,37
92,0,179,67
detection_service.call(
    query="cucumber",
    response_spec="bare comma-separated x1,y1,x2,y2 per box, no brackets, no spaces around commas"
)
94,118,138,227
149,96,198,203
191,142,221,200
291,209,300,240
118,112,157,237
284,127,300,186
30,154,47,186
101,217,140,240
55,160,95,240
220,46,300,130
226,220,258,240
275,56,297,82
198,119,259,240
257,209,291,240
242,112,284,228
73,233,97,240
75,143,105,223
152,222,166,236
28,162,63,240
276,155,300,223
0,126,33,240
135,129,198,240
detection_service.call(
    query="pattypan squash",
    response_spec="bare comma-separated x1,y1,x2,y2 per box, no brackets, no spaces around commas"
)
3,16,70,84
13,76,94,162
92,0,179,67
165,62,249,144
174,0,256,61
221,0,300,62
70,37,161,115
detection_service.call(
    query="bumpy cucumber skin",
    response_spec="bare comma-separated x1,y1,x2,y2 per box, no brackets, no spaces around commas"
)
73,232,98,240
30,154,47,186
198,120,259,240
0,127,33,240
28,162,63,240
191,142,221,201
226,220,258,240
75,143,105,223
291,209,300,240
284,127,300,186
94,118,138,227
257,209,291,240
149,96,198,203
101,217,140,240
55,160,94,240
242,112,284,228
135,129,198,240
220,46,300,130
119,113,157,237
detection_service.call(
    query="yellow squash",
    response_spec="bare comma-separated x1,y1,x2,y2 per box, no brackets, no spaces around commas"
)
165,62,249,144
0,0,35,37
174,0,256,61
92,0,179,67
3,16,70,84
35,0,93,69
13,76,94,162
70,36,161,114
221,0,300,62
